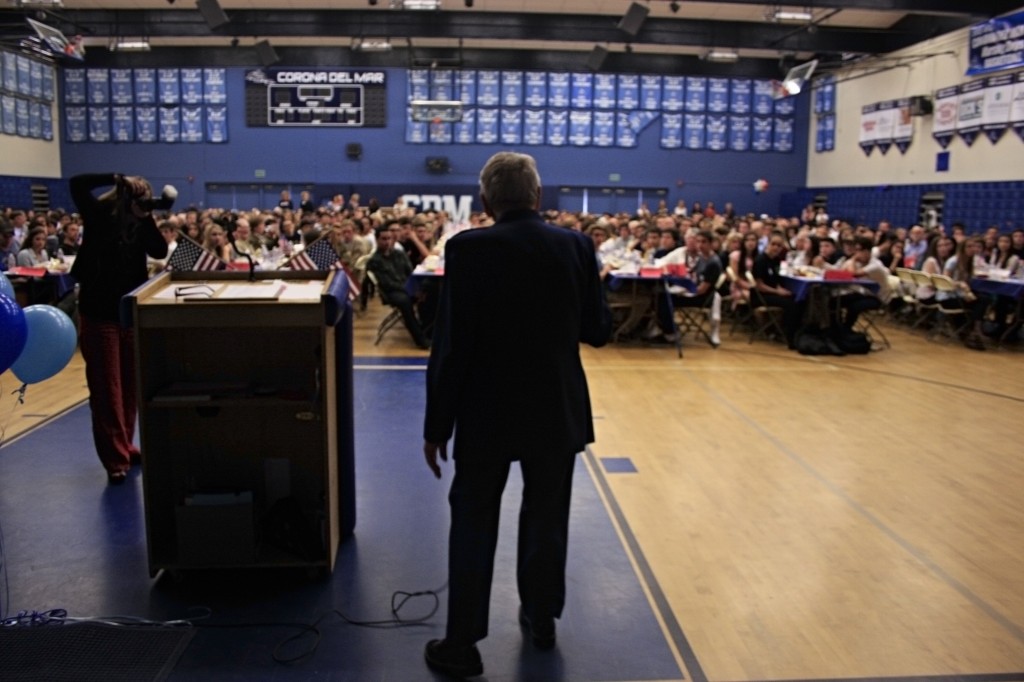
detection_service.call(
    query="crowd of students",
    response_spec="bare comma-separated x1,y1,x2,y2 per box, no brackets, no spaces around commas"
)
2,194,1021,352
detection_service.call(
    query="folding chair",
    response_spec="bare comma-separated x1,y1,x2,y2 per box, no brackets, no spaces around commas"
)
908,269,941,331
854,297,891,350
744,271,787,344
894,267,920,325
365,270,403,345
672,273,724,348
928,274,971,342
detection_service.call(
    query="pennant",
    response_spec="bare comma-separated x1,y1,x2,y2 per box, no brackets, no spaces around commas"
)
167,234,225,272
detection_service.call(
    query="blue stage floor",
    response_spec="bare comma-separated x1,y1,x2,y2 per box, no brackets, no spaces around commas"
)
0,359,683,681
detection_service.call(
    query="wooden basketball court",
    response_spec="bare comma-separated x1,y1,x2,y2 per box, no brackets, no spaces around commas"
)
2,298,1022,681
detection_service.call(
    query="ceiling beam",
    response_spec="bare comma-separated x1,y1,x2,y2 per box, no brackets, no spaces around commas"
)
33,9,973,56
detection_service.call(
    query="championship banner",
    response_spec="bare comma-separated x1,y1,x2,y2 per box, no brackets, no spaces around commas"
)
729,115,751,151
135,106,157,142
662,76,684,111
859,103,879,155
408,69,430,101
86,69,109,105
63,68,86,104
454,107,477,143
112,106,134,142
548,73,570,108
967,9,1024,76
525,72,547,107
203,68,227,104
431,69,455,101
2,96,18,136
641,74,662,110
87,106,110,142
568,109,592,146
500,108,522,144
684,113,706,149
932,85,959,148
615,111,638,147
707,78,729,113
500,70,523,107
893,98,914,154
594,74,616,109
1012,71,1024,141
571,73,593,109
476,70,500,106
405,113,427,143
133,68,157,104
875,100,896,154
956,79,985,146
181,68,203,105
617,74,639,110
40,103,52,140
773,117,794,152
981,73,1014,143
205,105,227,143
684,77,707,112
458,70,477,106
706,114,727,150
751,116,772,152
730,78,752,114
110,69,134,105
593,110,615,146
522,109,544,145
15,98,28,137
27,101,41,138
475,108,499,144
660,112,682,149
545,109,568,146
158,68,180,105
158,106,180,143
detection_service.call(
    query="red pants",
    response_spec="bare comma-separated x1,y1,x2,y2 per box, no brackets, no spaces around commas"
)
79,314,139,475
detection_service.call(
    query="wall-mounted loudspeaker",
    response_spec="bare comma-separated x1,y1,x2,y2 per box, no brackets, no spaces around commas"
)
255,40,280,67
346,143,363,160
586,45,608,72
908,95,933,116
426,157,450,174
617,2,649,37
196,0,230,30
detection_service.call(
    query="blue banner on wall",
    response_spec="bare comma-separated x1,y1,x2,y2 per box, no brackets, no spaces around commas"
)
571,73,593,109
525,72,546,107
112,106,134,142
477,70,500,106
454,108,477,143
500,108,522,144
594,74,616,109
86,69,109,105
133,69,157,104
545,109,568,146
65,105,86,141
135,106,157,143
660,113,682,148
523,109,544,145
88,106,110,142
617,74,639,110
548,73,570,108
500,71,522,106
476,108,499,143
967,9,1024,76
641,75,662,110
206,105,227,143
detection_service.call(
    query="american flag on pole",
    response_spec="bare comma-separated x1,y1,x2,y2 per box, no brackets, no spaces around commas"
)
166,234,226,272
286,237,361,301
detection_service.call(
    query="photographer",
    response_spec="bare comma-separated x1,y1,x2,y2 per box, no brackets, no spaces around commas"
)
70,173,170,484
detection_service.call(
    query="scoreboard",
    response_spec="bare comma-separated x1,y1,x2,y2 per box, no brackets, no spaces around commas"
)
246,69,387,128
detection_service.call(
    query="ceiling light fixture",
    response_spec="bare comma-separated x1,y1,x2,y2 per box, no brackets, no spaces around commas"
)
109,38,151,52
353,38,393,51
390,0,441,9
703,48,739,63
772,8,813,22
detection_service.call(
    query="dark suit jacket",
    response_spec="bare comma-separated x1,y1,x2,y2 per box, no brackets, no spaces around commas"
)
424,209,611,460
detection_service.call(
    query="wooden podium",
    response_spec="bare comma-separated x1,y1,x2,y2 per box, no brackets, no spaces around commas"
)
125,271,355,577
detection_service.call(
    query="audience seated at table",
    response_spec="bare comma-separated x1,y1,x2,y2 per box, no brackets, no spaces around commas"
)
16,227,50,267
752,235,805,348
366,227,431,350
833,235,893,331
942,236,990,351
728,232,759,310
651,229,722,346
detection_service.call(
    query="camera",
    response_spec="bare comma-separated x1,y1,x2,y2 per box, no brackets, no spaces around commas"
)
135,185,179,212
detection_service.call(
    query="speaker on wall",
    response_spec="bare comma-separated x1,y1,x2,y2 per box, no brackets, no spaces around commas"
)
617,2,649,37
196,0,230,30
586,45,608,72
255,40,280,66
426,157,450,174
346,143,363,160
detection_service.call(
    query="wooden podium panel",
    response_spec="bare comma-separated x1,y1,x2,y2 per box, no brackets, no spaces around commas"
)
127,271,354,577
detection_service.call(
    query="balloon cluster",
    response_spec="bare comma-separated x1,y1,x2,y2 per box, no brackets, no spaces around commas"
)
0,273,78,385
753,178,769,194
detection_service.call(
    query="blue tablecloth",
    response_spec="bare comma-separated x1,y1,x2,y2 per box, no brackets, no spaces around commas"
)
780,275,879,302
971,276,1024,299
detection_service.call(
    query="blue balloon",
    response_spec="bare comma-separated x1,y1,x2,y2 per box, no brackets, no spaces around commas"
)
0,294,27,374
10,305,78,385
0,272,14,300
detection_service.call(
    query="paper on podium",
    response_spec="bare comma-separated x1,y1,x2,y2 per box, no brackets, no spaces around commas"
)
217,282,286,300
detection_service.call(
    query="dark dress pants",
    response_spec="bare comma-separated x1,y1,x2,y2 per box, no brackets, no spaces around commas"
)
79,314,140,475
381,289,429,346
445,448,577,645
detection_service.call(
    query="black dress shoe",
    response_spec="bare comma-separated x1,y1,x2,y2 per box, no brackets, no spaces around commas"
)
518,607,556,650
424,639,483,678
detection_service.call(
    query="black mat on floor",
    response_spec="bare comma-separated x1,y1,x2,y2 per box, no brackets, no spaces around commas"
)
0,622,194,682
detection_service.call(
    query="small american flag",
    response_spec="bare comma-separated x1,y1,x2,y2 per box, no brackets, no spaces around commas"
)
167,235,225,272
286,237,361,301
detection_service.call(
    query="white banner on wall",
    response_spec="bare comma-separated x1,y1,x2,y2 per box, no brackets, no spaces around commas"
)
859,103,879,155
1012,71,1024,141
932,85,959,148
981,73,1014,143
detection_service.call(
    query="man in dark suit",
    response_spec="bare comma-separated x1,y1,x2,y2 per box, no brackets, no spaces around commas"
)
422,152,611,678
